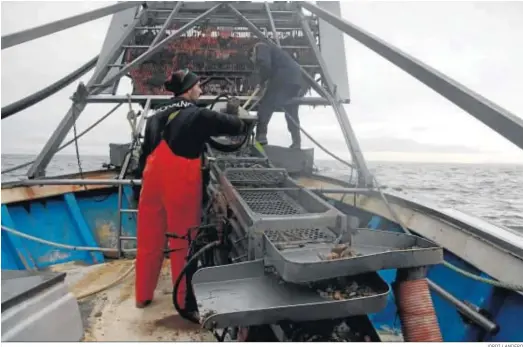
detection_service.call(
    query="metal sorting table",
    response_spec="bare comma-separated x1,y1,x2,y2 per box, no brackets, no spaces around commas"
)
215,164,443,284
264,228,443,283
192,260,390,330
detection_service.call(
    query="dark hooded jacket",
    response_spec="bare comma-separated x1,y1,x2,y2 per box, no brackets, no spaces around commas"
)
135,97,245,178
254,43,302,88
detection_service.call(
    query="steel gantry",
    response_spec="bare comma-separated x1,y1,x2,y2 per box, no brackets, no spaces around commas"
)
1,1,521,186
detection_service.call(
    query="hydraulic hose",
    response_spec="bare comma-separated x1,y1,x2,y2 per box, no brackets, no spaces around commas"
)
207,89,260,153
2,55,99,119
172,240,221,324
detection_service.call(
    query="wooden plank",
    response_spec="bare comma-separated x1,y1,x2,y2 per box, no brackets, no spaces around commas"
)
1,170,118,204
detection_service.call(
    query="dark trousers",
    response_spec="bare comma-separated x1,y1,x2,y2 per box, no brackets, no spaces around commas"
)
256,83,302,144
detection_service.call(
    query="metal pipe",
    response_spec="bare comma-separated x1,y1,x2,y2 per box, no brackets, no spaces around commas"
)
310,188,374,194
1,2,140,49
149,2,182,47
427,279,499,334
10,179,142,186
90,3,223,94
298,11,372,187
120,209,138,213
300,1,523,152
1,55,98,119
84,95,343,105
116,185,123,257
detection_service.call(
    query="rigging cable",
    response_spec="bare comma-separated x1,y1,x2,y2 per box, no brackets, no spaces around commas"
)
283,111,523,292
1,103,122,175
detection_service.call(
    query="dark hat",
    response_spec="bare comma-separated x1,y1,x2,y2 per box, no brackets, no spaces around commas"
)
164,69,200,95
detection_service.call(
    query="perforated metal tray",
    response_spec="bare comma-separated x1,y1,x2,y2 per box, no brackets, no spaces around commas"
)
192,260,390,329
264,228,443,283
222,168,287,188
219,172,347,236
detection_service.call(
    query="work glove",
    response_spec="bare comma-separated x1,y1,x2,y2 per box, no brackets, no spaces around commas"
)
225,97,241,115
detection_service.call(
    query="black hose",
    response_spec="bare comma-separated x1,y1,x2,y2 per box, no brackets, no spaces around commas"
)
172,240,221,324
2,55,99,119
206,93,252,153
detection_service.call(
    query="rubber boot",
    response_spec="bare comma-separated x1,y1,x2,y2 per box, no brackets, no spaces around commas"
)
255,125,268,145
289,130,301,149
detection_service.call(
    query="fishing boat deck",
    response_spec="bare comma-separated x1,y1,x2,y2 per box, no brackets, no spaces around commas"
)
49,259,215,342
49,258,403,342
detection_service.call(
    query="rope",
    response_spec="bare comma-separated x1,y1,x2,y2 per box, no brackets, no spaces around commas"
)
1,225,136,253
1,103,122,175
283,110,356,169
283,117,523,292
75,260,136,301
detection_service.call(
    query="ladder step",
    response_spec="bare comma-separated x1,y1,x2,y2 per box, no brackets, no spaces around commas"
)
120,236,137,240
121,209,138,213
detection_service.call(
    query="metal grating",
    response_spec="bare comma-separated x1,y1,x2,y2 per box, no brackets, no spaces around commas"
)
216,159,270,170
226,170,286,186
238,190,307,215
265,228,336,244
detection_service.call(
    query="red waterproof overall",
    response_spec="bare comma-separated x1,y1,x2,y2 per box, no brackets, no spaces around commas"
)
135,139,202,307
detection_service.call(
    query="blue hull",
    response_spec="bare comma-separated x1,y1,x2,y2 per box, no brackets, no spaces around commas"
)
1,187,521,342
1,186,137,270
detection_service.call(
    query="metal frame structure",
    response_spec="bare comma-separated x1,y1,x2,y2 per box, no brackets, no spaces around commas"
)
2,1,519,188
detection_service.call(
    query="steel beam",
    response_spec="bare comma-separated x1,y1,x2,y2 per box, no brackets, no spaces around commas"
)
91,8,150,88
84,94,336,106
298,11,373,187
11,179,142,187
149,2,182,47
301,1,523,151
26,5,146,178
90,3,223,94
1,2,139,50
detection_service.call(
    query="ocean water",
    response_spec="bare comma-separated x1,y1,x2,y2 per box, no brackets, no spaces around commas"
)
2,154,522,233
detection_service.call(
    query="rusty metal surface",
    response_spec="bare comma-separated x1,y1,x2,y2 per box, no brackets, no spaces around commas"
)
2,170,118,204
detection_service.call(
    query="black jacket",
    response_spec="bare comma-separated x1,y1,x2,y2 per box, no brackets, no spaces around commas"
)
135,97,245,178
254,44,302,88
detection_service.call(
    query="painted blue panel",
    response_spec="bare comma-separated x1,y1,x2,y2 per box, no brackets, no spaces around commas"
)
1,205,36,270
64,193,105,264
488,291,523,342
6,198,95,268
74,189,137,251
365,213,523,342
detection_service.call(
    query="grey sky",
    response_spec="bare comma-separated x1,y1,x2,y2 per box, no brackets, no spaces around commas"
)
1,1,523,164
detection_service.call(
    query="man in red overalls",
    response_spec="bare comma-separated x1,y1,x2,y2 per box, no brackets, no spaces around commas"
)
135,69,249,313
